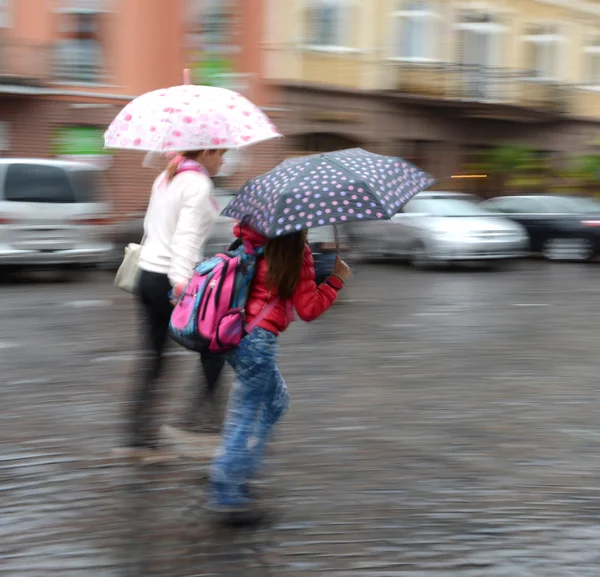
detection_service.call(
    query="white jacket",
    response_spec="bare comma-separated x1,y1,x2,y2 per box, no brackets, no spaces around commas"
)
138,170,218,286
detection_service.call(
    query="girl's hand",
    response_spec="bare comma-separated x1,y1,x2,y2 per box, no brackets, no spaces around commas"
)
332,257,351,281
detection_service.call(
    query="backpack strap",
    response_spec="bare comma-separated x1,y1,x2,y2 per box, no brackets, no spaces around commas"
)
245,298,280,333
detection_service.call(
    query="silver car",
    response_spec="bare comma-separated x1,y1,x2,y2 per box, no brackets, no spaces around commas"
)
0,159,113,270
351,192,528,266
203,193,238,259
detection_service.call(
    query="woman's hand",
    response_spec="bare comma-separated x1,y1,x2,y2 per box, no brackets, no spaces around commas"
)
170,281,187,305
332,257,351,282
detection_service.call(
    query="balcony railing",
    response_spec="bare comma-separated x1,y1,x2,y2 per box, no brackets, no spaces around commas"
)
390,62,568,115
54,41,104,84
0,39,106,87
0,39,53,85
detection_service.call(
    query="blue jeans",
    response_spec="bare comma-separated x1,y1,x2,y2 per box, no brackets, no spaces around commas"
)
209,328,290,504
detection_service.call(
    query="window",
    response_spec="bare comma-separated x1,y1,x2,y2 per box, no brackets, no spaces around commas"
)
584,36,600,86
523,24,564,80
55,2,107,83
456,11,504,68
186,0,239,86
455,12,505,99
404,197,487,216
486,197,548,214
0,0,11,27
5,164,76,204
390,1,441,60
305,0,354,50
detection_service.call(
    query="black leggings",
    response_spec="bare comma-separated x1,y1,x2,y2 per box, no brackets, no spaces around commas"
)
129,269,225,446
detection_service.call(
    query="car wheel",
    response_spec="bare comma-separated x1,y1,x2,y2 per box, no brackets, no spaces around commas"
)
409,242,429,268
542,237,594,262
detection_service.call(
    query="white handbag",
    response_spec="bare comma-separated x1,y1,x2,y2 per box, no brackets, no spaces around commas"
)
114,233,145,294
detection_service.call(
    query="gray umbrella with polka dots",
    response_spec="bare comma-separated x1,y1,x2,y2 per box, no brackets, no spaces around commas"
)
221,148,435,238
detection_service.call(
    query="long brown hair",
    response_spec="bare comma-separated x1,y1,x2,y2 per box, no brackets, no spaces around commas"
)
165,150,204,182
264,230,307,299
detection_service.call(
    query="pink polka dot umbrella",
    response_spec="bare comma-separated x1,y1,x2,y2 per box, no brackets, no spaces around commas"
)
103,71,281,153
222,148,435,238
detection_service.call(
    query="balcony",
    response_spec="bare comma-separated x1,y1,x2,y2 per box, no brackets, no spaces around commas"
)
54,40,104,84
388,62,568,120
0,39,52,86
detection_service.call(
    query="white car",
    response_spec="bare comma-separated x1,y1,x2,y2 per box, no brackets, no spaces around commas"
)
0,159,113,271
350,192,528,267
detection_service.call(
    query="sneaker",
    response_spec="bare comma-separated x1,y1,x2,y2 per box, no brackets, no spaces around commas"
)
205,480,251,513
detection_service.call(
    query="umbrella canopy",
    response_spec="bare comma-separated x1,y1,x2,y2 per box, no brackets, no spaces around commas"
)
222,148,435,237
104,84,280,153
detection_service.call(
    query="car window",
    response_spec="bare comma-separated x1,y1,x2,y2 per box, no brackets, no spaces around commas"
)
486,198,548,214
4,164,77,203
68,169,105,203
545,196,600,214
403,197,492,216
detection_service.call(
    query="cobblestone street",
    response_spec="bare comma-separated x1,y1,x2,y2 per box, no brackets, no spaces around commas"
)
2,261,600,576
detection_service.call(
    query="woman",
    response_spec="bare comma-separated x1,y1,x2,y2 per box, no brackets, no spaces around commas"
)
209,223,351,513
126,149,226,456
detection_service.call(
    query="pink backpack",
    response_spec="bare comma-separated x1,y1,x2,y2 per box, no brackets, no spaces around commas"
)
169,241,279,353
168,160,289,353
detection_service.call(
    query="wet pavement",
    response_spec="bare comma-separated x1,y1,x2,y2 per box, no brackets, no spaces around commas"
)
2,261,600,576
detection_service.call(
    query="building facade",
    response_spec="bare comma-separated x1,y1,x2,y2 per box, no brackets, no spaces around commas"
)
264,0,600,185
0,0,279,220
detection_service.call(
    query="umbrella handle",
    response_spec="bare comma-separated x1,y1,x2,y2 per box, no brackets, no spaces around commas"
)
333,225,340,256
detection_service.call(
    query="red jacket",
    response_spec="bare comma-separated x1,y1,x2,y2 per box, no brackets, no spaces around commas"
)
235,224,343,336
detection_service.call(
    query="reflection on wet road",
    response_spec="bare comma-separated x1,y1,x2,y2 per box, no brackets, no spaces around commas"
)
2,262,600,575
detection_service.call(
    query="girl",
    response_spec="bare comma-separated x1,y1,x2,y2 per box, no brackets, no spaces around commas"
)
209,223,351,511
126,149,226,457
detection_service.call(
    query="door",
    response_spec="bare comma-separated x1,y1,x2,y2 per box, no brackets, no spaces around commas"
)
456,18,503,100
483,197,550,251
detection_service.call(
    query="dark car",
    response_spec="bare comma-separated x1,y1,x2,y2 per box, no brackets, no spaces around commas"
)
481,195,600,261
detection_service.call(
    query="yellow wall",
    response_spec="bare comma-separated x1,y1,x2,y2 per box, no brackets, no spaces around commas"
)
301,53,364,88
266,0,600,119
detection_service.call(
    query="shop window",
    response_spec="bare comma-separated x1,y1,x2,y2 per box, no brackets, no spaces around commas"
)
292,133,360,155
402,140,429,169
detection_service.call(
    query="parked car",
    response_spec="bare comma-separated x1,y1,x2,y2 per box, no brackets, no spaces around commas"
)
349,191,528,267
111,190,347,283
0,159,113,272
481,195,600,261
